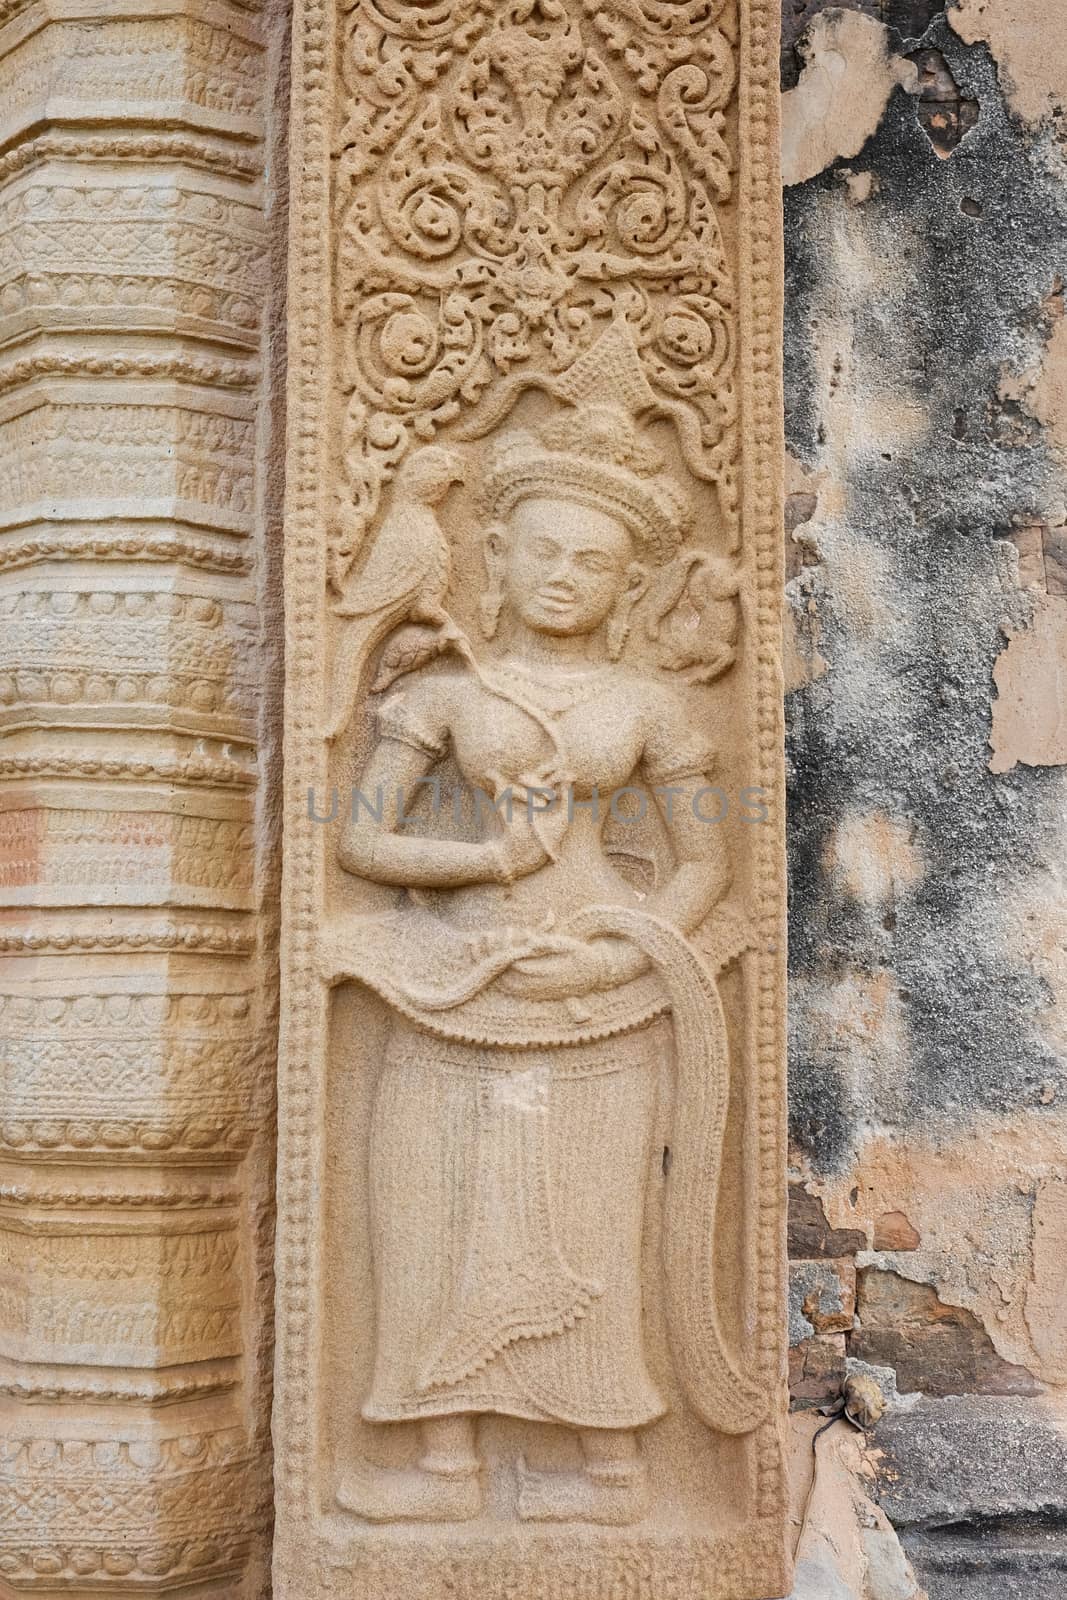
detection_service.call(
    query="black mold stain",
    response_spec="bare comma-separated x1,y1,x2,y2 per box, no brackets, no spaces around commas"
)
784,18,1067,1170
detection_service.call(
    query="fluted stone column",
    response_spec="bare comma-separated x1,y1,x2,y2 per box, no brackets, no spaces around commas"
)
0,0,280,1589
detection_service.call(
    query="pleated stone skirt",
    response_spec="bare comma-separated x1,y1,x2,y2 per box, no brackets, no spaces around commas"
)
362,1017,668,1430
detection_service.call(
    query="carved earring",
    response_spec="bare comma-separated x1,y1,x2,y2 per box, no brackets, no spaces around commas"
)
480,522,507,640
607,565,649,661
479,586,503,640
607,603,633,661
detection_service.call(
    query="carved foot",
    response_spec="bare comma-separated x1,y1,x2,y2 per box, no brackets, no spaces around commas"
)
516,1456,650,1525
336,1459,483,1522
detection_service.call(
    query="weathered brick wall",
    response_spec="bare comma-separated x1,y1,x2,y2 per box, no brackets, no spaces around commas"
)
782,3,1067,1595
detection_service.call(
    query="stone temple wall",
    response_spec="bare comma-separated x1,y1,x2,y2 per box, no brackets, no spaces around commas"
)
781,3,1067,1596
0,0,1064,1595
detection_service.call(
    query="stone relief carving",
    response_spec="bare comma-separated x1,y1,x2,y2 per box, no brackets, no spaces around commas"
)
322,396,766,1527
328,0,741,595
278,0,786,1593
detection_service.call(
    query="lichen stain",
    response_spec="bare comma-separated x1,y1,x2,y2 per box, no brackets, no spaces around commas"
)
785,14,1067,1173
989,595,1067,771
782,10,918,186
949,0,1067,130
792,967,913,1135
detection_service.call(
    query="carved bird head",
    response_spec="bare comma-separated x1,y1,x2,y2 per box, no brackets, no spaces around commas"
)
396,446,466,504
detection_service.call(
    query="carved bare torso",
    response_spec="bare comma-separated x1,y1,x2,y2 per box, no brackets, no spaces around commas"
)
371,655,714,935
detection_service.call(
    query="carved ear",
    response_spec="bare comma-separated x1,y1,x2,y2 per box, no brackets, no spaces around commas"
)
624,560,650,605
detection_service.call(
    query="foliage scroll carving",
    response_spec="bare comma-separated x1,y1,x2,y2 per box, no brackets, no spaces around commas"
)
328,0,743,596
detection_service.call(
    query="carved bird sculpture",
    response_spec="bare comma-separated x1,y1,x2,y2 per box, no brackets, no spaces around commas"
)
323,445,465,742
646,552,740,683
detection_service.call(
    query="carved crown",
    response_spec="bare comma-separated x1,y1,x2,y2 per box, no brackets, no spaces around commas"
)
481,405,692,564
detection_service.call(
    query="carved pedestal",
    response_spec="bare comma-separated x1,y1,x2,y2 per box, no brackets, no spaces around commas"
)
276,0,789,1595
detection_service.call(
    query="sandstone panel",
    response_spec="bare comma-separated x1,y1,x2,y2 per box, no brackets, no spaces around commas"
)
275,0,789,1595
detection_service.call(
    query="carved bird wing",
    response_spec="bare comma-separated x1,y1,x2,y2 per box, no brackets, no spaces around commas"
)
334,506,441,619
324,442,463,742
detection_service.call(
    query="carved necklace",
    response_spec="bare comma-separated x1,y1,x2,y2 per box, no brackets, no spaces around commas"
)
487,659,616,716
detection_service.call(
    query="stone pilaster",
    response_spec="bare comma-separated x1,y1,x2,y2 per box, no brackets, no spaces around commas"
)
0,0,279,1590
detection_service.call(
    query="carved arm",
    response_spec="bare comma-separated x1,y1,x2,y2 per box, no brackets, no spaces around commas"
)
336,736,555,888
594,772,732,986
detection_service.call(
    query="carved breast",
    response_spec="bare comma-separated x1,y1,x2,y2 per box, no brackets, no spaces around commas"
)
448,682,649,798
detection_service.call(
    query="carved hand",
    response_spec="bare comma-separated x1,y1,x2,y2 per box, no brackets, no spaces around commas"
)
499,934,633,1000
487,767,572,882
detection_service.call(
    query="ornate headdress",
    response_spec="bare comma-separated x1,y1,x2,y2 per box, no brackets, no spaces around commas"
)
480,405,692,565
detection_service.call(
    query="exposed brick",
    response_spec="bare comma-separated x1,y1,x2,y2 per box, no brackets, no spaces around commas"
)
873,1210,922,1251
788,1183,867,1258
790,1257,858,1337
852,1270,1042,1398
907,45,980,156
789,1332,848,1409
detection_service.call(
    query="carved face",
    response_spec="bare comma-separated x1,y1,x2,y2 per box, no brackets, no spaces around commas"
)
496,497,642,637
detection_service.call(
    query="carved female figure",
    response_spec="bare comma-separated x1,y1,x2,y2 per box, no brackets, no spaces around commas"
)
327,406,762,1525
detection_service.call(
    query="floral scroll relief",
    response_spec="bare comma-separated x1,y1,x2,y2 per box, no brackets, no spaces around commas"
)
330,0,740,598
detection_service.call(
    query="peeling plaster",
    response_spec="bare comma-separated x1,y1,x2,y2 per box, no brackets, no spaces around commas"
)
997,863,1067,1062
782,10,918,186
949,0,1067,130
1026,1178,1067,1382
811,1116,1067,1382
989,595,1067,772
999,296,1067,459
1028,313,1067,456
